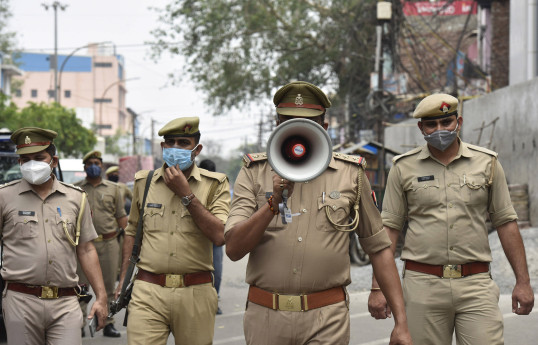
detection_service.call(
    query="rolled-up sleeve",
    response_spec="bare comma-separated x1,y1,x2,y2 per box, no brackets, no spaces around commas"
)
381,164,407,231
488,160,518,228
208,178,231,224
224,167,257,234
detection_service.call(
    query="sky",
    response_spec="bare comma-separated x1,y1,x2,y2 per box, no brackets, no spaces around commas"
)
8,0,273,158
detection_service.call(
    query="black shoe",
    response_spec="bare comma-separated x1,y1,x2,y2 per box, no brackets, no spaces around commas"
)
103,324,121,338
81,327,86,338
216,306,222,315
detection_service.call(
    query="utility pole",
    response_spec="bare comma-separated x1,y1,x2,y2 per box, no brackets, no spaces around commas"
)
151,118,156,157
42,2,68,103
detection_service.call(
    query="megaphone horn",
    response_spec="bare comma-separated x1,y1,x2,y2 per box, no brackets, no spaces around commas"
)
267,118,333,182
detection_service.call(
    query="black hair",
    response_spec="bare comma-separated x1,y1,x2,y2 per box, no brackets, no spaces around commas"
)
45,144,57,157
199,159,216,172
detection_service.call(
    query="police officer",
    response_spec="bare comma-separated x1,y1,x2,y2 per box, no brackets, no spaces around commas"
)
76,151,127,338
116,117,231,345
225,81,412,345
368,94,534,344
105,165,133,213
0,127,108,345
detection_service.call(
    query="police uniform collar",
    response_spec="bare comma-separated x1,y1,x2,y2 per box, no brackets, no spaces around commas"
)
80,177,106,187
417,138,469,160
459,141,475,158
18,175,67,195
327,155,338,170
155,163,202,182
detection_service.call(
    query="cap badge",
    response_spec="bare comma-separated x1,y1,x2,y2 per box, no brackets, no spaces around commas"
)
24,136,32,145
183,124,192,133
439,102,451,114
295,94,304,107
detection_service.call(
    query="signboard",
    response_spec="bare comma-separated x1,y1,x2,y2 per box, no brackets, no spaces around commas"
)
403,1,477,16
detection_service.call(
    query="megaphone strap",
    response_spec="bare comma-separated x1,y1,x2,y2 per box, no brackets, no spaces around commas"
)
325,165,363,232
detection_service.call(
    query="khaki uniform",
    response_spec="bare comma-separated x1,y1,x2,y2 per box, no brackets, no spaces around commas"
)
125,164,230,345
225,153,391,345
382,141,517,344
75,179,126,326
0,177,97,345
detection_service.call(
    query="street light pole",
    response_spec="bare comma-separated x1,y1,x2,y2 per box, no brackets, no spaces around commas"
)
42,1,68,103
98,77,139,136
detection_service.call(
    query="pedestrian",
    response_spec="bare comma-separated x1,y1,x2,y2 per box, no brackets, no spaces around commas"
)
368,93,535,344
225,81,412,345
0,127,108,345
76,151,127,338
199,158,224,315
116,117,231,345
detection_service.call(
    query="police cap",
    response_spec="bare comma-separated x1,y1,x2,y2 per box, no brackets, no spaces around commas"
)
10,127,57,155
83,150,102,164
273,81,331,117
158,117,200,138
413,93,459,120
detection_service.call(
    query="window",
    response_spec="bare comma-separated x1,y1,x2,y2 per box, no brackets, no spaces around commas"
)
15,89,21,97
64,90,71,98
94,62,113,68
31,89,37,98
47,90,56,98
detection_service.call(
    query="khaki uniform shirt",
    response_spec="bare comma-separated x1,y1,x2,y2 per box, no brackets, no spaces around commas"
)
118,182,133,201
0,177,97,287
125,164,231,274
381,141,517,265
76,179,126,235
225,153,391,294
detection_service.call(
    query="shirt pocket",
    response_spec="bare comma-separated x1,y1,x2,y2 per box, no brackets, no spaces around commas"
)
316,196,352,232
55,214,76,241
14,215,39,239
143,204,165,231
102,194,115,211
407,179,441,206
256,193,285,231
460,174,488,205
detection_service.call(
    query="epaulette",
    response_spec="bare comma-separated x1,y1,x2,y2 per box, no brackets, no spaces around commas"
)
134,170,151,181
0,179,20,189
392,146,422,164
466,143,498,158
59,181,85,192
242,152,267,168
333,152,367,168
199,169,228,183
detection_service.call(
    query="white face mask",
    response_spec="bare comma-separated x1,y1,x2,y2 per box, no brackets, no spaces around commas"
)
20,160,54,185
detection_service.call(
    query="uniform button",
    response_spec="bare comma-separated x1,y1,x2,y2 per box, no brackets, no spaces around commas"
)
332,205,337,210
24,219,28,224
45,219,48,223
47,239,51,243
450,246,454,250
172,211,176,214
304,181,309,184
47,281,50,285
298,237,303,242
301,209,307,213
49,260,52,264
170,232,174,235
450,225,453,229
169,253,173,256
292,268,298,274
449,203,453,208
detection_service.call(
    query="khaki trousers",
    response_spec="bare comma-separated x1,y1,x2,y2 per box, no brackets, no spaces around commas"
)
2,289,83,345
126,279,218,345
403,270,503,345
77,237,120,326
243,300,350,345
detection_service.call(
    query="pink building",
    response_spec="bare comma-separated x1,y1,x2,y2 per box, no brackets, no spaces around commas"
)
11,43,129,137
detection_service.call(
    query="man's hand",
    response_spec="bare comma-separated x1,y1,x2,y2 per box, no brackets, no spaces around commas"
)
163,164,191,197
512,281,534,315
389,323,413,345
368,290,392,319
87,297,108,331
271,175,295,205
113,280,123,300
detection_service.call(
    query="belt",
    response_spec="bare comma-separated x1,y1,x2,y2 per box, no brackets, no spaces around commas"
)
94,231,118,242
136,268,213,288
405,260,490,279
7,283,77,299
248,285,346,312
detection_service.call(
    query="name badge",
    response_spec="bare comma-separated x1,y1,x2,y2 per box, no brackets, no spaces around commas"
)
417,175,434,182
19,211,35,216
147,203,162,209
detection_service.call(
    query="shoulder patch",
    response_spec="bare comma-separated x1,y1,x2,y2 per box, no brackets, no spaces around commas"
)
199,169,228,183
0,179,20,189
466,143,498,158
134,170,151,181
393,146,423,164
243,152,267,168
333,152,367,168
59,181,84,192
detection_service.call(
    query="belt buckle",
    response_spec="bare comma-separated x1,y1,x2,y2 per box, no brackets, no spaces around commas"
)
94,234,103,242
40,286,59,299
165,274,184,288
277,294,303,312
443,264,462,278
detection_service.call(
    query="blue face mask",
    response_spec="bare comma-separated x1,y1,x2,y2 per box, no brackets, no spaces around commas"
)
85,164,102,178
163,145,199,171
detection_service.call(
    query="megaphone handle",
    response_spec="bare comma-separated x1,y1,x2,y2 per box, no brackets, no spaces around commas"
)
279,190,289,224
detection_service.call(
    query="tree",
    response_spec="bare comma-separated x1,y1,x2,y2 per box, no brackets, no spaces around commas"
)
0,0,17,58
151,0,378,122
0,101,97,157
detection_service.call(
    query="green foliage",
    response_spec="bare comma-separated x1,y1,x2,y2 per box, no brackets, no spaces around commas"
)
0,101,97,158
0,0,17,58
105,130,129,157
151,0,377,114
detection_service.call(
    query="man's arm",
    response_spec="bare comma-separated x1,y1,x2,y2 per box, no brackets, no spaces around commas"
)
369,246,412,345
225,174,294,261
114,234,135,299
368,226,400,319
77,241,108,330
116,216,128,231
496,220,534,315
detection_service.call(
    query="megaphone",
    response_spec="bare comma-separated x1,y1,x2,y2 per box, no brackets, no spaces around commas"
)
267,118,333,182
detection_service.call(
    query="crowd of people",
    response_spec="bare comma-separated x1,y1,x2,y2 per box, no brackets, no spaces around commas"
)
0,81,534,345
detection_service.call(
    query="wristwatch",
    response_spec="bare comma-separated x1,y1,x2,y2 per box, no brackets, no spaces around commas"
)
181,193,195,206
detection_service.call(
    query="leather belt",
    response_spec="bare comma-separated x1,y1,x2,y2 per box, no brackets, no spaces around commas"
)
136,268,213,288
94,231,118,242
405,260,490,279
7,282,77,299
248,285,346,312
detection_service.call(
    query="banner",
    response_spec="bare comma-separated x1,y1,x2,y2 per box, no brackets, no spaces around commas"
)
403,1,477,16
